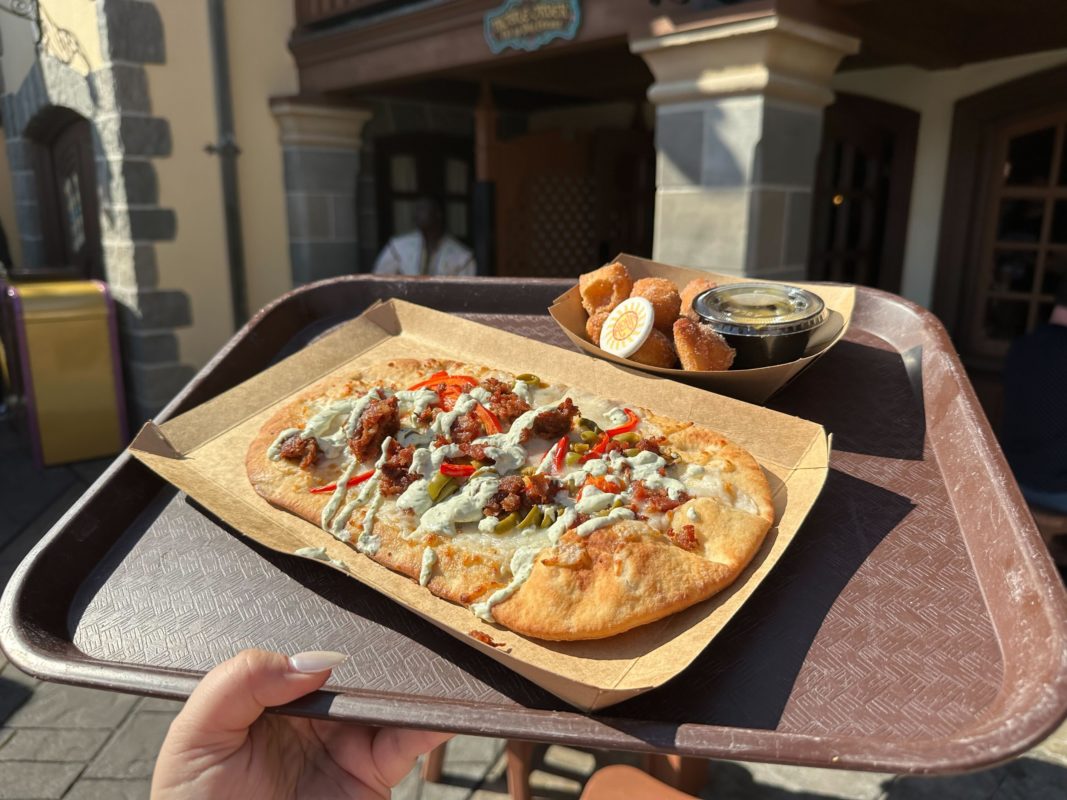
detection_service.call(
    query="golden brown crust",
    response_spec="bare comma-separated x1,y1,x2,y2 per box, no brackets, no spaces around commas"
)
680,278,716,322
579,262,632,316
246,358,774,641
631,277,681,333
673,318,735,372
491,524,734,640
629,328,677,368
665,425,775,526
585,308,610,345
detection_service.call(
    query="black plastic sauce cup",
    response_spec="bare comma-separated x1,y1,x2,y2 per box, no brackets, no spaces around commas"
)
692,283,827,369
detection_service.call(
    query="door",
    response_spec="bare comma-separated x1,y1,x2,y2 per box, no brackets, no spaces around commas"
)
966,110,1067,360
955,107,1067,428
494,129,594,278
375,134,473,247
32,116,103,278
809,94,919,292
493,127,655,277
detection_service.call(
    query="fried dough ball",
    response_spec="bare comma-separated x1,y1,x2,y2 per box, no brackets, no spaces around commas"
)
673,318,735,371
631,277,681,333
680,278,717,322
586,308,610,345
579,262,632,316
629,328,677,369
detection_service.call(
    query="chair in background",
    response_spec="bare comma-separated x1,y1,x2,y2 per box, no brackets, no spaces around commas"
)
422,740,707,799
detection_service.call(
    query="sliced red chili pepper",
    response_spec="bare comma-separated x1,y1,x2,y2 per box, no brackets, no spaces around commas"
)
580,432,611,463
553,435,568,473
407,370,448,390
440,463,476,478
605,408,640,437
475,402,501,435
309,469,375,494
408,373,478,391
585,475,621,494
439,385,464,411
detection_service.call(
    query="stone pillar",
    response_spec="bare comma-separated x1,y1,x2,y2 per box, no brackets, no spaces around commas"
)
631,14,859,279
271,101,372,285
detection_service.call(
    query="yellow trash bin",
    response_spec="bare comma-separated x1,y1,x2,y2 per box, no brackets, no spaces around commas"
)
3,279,127,466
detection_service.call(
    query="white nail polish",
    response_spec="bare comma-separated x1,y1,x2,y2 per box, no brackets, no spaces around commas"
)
289,650,346,673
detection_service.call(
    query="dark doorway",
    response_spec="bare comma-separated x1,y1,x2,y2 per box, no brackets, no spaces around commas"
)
25,107,103,279
809,93,919,293
374,133,474,249
493,124,654,278
966,108,1067,360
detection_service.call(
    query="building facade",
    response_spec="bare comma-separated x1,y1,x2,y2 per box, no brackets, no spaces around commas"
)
0,0,1065,424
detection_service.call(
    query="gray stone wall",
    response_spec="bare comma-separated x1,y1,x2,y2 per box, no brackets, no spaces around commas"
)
283,147,361,285
0,0,193,423
653,95,821,279
95,0,193,421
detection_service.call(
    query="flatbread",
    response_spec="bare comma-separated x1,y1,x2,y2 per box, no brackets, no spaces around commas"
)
247,358,774,640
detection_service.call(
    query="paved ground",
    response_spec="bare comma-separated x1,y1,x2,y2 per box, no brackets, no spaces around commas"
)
1,418,1066,799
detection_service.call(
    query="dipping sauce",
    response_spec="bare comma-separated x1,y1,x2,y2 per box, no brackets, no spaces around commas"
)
692,283,827,369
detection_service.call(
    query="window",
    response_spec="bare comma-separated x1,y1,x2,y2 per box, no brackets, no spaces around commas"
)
62,172,85,252
374,134,473,248
24,108,102,278
969,111,1067,357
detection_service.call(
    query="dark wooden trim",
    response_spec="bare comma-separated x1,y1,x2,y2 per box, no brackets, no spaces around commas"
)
933,64,1067,347
809,91,918,293
373,132,475,249
29,139,64,268
289,0,711,95
879,105,918,295
295,0,391,27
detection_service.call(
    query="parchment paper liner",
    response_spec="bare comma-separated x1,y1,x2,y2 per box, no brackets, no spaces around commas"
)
130,299,829,710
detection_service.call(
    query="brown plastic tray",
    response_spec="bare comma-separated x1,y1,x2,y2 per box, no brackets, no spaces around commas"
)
2,276,1066,774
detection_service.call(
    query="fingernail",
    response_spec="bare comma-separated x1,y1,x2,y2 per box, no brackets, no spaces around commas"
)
289,650,346,673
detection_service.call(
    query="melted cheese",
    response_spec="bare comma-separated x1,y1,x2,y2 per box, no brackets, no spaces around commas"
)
576,507,635,537
470,544,543,622
419,547,437,586
284,376,762,623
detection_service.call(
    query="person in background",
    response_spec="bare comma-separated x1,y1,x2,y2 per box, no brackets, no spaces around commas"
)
1000,276,1067,513
373,196,475,277
151,649,451,799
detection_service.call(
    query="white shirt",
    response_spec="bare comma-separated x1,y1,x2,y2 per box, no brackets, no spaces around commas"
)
372,232,476,277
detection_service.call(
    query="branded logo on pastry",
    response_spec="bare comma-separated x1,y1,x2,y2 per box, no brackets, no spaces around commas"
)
484,0,581,54
599,297,654,358
611,309,641,343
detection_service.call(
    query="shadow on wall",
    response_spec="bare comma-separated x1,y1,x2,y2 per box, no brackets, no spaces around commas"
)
655,102,745,189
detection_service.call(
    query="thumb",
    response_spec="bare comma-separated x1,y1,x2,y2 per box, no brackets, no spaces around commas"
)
170,648,343,747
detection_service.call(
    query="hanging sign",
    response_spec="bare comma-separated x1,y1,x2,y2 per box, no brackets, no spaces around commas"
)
484,0,581,54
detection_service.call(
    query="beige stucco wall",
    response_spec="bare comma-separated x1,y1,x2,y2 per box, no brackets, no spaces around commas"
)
227,0,298,314
38,0,105,75
832,49,1067,308
0,1,104,92
143,3,233,370
139,0,297,370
